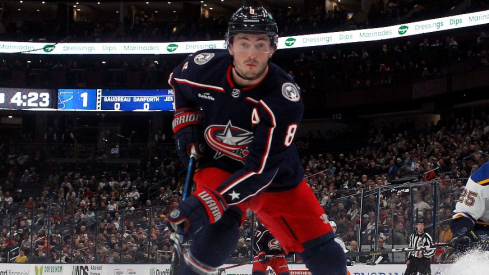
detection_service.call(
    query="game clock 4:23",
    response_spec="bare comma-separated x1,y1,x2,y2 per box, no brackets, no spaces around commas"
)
0,88,55,110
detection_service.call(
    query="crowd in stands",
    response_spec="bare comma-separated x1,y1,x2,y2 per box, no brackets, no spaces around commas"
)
281,25,489,95
1,104,488,264
298,108,489,262
0,136,255,264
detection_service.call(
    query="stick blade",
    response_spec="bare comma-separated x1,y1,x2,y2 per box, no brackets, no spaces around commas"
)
169,251,181,275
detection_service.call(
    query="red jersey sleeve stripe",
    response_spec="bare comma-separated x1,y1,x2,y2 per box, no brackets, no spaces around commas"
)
174,77,225,93
257,100,276,174
245,97,258,104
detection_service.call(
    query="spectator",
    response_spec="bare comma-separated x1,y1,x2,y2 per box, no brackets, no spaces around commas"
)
231,238,248,259
44,127,57,143
374,237,390,263
14,250,28,263
438,222,452,243
413,194,432,218
33,250,48,263
391,222,406,245
126,186,140,205
448,37,459,60
348,240,364,263
154,129,165,143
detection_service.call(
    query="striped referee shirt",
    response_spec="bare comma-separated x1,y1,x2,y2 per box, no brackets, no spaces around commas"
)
407,231,435,258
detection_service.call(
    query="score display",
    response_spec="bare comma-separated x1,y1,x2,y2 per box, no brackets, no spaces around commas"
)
58,89,97,110
0,88,55,110
58,89,174,111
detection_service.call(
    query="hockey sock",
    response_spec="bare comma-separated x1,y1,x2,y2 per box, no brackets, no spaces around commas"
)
177,209,241,275
299,237,347,275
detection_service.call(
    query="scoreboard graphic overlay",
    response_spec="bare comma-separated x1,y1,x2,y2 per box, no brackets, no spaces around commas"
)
0,88,56,110
58,89,174,111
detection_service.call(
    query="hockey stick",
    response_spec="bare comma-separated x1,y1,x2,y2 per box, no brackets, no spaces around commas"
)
346,239,489,258
170,147,198,275
182,147,197,200
11,36,72,55
345,243,452,258
217,255,283,275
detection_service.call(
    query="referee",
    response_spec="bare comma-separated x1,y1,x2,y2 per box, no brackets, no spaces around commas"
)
405,219,434,275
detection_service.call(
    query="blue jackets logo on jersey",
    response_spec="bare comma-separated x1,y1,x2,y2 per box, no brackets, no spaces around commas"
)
170,210,180,219
268,239,282,250
282,83,300,102
194,53,215,65
205,121,253,162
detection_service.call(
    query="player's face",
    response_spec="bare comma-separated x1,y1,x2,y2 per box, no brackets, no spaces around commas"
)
229,33,274,84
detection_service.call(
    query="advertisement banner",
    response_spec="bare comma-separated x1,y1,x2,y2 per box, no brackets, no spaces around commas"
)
0,10,488,54
216,263,451,274
0,262,455,275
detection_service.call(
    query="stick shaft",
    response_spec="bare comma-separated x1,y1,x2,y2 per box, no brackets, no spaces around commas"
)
218,255,282,271
346,243,450,258
170,152,197,275
183,155,195,200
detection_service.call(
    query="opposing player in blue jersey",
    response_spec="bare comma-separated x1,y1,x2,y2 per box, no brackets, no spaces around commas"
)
167,6,346,275
450,161,489,252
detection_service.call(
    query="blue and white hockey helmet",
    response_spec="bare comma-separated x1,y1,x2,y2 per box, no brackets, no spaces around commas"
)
329,221,337,228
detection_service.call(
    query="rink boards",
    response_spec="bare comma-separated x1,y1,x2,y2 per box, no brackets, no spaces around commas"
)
1,263,452,275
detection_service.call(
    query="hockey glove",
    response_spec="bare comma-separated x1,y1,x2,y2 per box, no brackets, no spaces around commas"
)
168,187,227,243
173,108,206,166
450,227,478,253
258,252,270,264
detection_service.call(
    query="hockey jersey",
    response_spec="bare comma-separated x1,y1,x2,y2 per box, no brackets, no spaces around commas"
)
169,49,304,206
253,223,286,256
452,161,489,227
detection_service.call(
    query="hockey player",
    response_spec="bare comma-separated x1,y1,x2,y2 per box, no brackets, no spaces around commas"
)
330,221,347,252
450,161,489,252
167,6,346,275
253,221,289,275
404,219,434,275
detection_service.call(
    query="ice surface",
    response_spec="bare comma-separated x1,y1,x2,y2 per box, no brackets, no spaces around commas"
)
439,249,489,275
